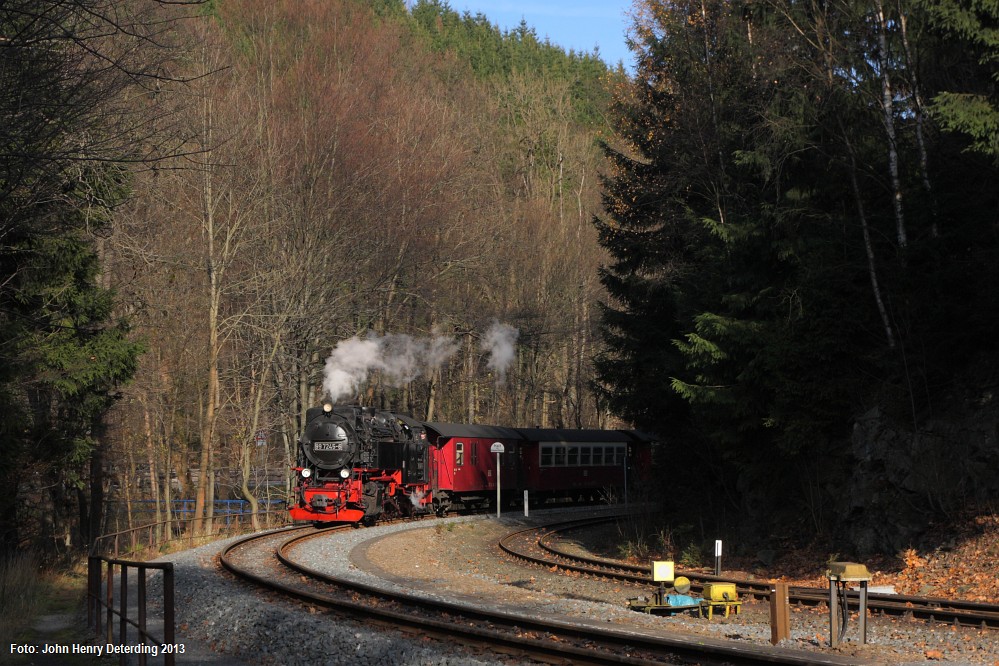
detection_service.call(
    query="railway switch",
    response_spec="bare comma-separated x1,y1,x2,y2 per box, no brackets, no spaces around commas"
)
649,560,676,607
827,561,871,647
627,562,701,615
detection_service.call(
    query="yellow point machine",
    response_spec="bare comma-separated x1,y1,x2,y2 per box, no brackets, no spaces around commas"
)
627,561,699,615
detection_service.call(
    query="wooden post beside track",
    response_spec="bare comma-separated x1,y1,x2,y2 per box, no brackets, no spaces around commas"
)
770,582,790,645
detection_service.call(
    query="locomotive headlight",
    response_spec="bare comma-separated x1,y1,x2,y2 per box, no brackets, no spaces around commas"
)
323,402,333,413
339,468,350,479
301,468,312,478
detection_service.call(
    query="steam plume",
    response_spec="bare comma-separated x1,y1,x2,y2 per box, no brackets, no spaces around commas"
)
322,332,460,402
481,321,519,383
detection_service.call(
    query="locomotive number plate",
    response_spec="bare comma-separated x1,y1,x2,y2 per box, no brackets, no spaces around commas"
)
313,441,345,452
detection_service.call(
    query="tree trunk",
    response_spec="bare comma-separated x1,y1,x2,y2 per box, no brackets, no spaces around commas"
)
896,0,937,237
241,333,282,531
426,366,438,422
465,332,476,423
142,400,163,543
843,127,896,349
86,423,106,549
163,439,173,546
874,0,907,249
124,439,135,534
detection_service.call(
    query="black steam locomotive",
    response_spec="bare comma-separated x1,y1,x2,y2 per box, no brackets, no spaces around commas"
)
290,404,433,524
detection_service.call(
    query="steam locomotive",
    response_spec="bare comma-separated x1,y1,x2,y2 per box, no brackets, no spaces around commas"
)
290,403,655,525
289,404,434,525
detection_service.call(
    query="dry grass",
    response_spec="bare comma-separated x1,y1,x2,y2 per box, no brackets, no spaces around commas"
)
0,551,46,646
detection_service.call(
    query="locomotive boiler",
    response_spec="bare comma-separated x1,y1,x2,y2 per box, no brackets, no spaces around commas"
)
290,403,434,525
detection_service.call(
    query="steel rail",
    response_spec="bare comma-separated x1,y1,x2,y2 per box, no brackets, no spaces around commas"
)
509,517,999,630
279,521,868,665
221,526,659,665
217,518,869,665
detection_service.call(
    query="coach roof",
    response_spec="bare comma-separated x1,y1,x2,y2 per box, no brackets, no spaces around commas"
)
515,428,637,443
422,422,525,440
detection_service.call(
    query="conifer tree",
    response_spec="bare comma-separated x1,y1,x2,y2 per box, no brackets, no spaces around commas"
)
918,0,999,160
0,0,173,553
598,0,999,542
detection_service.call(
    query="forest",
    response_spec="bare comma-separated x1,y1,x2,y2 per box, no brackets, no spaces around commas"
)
1,0,997,560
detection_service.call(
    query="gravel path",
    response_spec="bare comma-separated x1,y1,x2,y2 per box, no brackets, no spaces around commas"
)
138,508,999,665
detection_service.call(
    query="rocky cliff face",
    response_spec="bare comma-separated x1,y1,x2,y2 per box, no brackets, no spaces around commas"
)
841,392,999,554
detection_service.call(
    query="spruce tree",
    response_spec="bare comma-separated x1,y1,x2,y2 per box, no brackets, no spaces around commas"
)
918,0,999,160
1,0,156,553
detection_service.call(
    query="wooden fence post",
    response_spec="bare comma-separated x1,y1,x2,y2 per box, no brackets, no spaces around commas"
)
770,582,790,645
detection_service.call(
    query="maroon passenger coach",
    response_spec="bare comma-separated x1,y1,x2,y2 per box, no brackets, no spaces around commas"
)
423,423,655,515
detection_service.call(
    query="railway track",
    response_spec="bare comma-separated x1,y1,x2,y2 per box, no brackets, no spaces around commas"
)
499,516,999,630
217,516,870,666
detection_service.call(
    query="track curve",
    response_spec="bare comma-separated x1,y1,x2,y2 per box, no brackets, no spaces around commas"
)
218,517,871,666
501,517,999,630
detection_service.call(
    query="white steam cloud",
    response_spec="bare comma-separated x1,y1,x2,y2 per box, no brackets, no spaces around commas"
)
481,321,519,383
321,323,521,402
322,332,460,403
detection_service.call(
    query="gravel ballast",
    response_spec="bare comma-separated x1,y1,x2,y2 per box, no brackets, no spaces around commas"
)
136,509,999,665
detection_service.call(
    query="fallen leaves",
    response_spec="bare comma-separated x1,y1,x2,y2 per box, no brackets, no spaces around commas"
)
754,513,999,603
903,548,926,569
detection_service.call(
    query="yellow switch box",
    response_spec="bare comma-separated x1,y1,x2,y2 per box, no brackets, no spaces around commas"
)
702,582,737,601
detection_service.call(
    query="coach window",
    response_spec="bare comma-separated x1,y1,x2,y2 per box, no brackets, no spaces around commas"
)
604,446,615,466
541,445,553,467
554,445,567,466
471,441,478,466
455,442,464,467
592,446,603,466
567,446,579,466
580,445,591,466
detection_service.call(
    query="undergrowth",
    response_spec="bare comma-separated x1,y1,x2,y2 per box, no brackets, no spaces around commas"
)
0,551,46,646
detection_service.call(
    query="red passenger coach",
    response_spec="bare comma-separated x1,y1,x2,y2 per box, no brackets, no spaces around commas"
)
423,423,523,515
517,428,652,503
424,423,656,513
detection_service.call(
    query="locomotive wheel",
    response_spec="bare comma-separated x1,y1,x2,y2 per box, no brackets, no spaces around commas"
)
383,496,401,519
